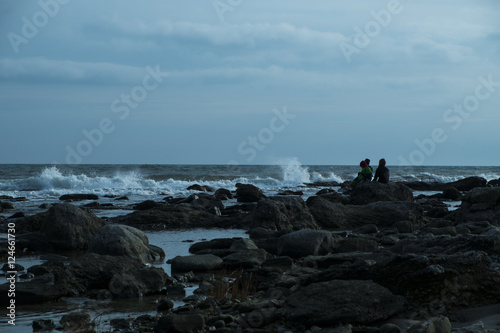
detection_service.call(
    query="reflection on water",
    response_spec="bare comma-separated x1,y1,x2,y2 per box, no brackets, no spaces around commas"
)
0,228,248,332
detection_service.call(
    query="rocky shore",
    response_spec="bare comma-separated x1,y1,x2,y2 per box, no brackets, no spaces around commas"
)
2,176,500,332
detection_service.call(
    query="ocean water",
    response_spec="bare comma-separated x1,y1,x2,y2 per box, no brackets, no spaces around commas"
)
0,159,499,219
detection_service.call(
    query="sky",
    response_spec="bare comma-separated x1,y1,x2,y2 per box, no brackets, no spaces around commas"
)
0,0,499,166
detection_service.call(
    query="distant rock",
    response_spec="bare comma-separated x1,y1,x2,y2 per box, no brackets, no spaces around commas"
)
59,194,99,201
187,184,214,192
235,183,266,203
349,182,413,205
277,229,336,258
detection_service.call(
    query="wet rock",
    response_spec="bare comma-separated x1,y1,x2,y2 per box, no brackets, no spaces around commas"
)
222,248,268,268
442,187,461,200
405,177,487,192
235,183,266,203
277,229,336,258
157,299,175,312
177,193,224,213
349,182,413,205
187,184,214,192
215,188,233,200
189,238,241,254
171,254,223,273
88,224,165,263
0,201,15,210
285,280,404,326
32,319,56,331
156,313,205,333
112,205,220,231
59,194,99,201
59,311,92,331
406,316,451,333
37,203,105,251
248,196,318,231
134,200,163,210
229,238,259,251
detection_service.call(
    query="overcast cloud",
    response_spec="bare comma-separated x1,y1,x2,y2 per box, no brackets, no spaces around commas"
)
1,0,499,165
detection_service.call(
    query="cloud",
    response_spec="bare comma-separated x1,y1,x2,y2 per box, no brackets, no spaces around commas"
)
0,57,147,84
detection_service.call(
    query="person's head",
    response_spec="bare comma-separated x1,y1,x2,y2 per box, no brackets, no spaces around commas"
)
379,158,386,167
365,158,370,165
360,160,367,168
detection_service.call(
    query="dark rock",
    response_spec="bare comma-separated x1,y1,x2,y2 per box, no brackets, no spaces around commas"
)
177,193,224,213
171,254,223,273
277,190,304,196
215,188,233,200
277,229,337,258
404,177,487,192
222,249,268,268
88,224,165,263
32,319,56,331
156,313,205,333
247,196,318,231
442,187,461,200
59,194,99,201
157,299,175,312
1,263,24,272
349,182,413,205
8,212,24,219
59,311,92,331
112,205,221,231
37,203,105,251
308,199,423,230
134,200,163,210
235,183,266,203
0,202,15,210
110,318,131,330
285,280,404,326
406,316,451,333
189,238,241,254
187,184,214,192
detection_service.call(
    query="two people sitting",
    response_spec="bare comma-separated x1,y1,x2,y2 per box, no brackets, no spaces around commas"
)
351,158,390,188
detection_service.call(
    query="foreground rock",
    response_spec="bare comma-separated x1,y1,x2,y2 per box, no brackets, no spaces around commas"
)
18,203,105,252
0,254,172,305
277,229,336,258
349,181,413,205
285,280,404,326
88,224,165,263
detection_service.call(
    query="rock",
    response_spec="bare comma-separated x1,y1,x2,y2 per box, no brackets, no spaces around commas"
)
308,199,423,230
405,177,487,192
381,323,401,333
229,238,258,251
59,194,99,201
406,316,451,333
171,254,223,273
222,249,268,268
32,319,56,331
285,280,404,326
39,203,105,251
156,313,205,333
0,201,15,209
88,224,165,263
157,299,174,312
442,187,461,200
59,312,92,331
248,196,319,231
215,188,233,200
350,182,413,205
277,229,336,258
189,238,240,254
177,193,224,213
235,183,266,203
187,184,214,192
134,200,163,210
112,205,220,231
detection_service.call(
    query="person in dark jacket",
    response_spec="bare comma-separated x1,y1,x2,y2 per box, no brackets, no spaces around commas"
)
373,158,390,183
365,158,373,172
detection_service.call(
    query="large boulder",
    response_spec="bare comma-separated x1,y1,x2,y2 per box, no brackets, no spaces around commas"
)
277,229,337,258
449,187,500,225
349,182,413,205
88,224,165,263
235,183,266,203
39,203,105,251
247,196,319,231
307,199,423,230
171,254,223,273
285,280,404,326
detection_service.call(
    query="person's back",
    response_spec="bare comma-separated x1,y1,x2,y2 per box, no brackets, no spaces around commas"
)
373,158,390,183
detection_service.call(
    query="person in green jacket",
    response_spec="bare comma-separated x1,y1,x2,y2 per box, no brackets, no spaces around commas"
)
351,160,373,188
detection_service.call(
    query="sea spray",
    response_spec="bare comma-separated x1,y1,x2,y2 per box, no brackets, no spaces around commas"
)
276,157,311,185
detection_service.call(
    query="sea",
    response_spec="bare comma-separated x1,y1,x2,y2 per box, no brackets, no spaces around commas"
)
1,160,500,331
